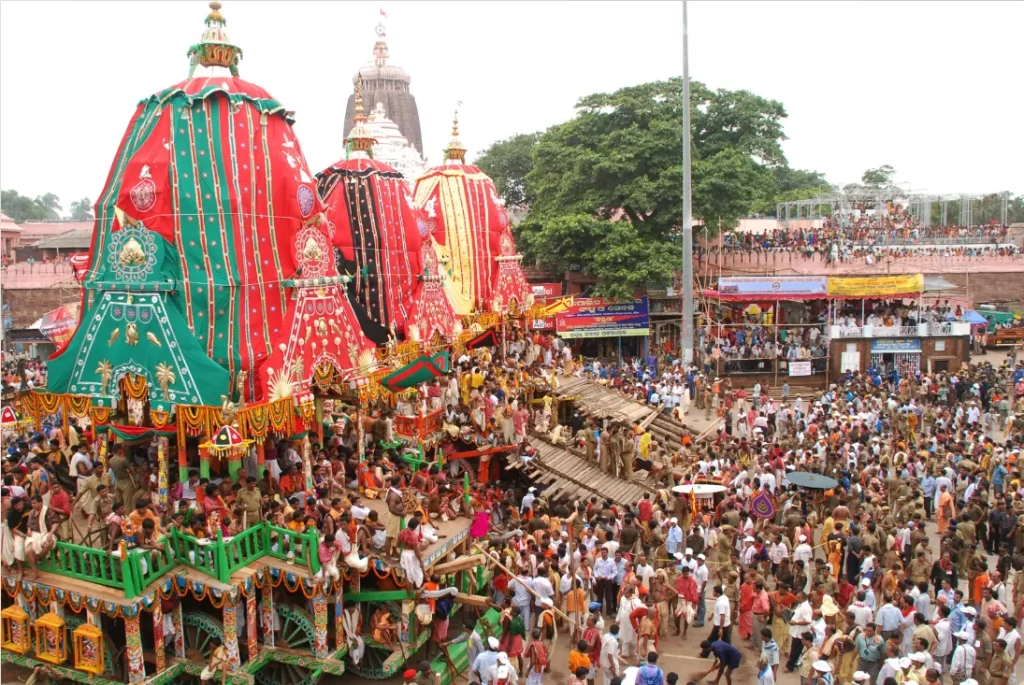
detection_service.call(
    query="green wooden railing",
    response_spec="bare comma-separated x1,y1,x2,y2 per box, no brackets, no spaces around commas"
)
221,525,267,578
263,524,321,575
34,523,322,595
36,540,137,596
126,542,175,592
169,528,221,578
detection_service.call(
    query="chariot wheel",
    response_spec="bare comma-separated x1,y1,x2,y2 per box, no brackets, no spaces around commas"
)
350,642,398,679
275,603,317,654
254,659,322,685
349,601,416,679
182,611,225,661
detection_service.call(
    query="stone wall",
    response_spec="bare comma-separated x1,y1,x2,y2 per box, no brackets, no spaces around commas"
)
3,288,72,327
933,271,1024,306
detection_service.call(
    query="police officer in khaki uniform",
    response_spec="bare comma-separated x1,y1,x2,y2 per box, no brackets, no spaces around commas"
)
237,476,263,528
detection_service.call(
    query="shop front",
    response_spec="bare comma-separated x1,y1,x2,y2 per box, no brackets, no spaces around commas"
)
556,297,650,362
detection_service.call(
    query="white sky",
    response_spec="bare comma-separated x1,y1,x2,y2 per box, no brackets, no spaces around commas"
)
1,1,1021,215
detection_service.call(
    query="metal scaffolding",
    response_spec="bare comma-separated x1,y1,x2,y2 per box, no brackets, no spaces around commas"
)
776,187,1011,228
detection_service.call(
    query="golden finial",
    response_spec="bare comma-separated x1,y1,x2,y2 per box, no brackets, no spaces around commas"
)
207,1,224,23
354,77,367,125
444,102,466,164
346,78,377,154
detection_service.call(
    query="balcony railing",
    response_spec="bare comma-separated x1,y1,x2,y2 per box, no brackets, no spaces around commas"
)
33,522,325,597
395,407,445,438
828,322,971,340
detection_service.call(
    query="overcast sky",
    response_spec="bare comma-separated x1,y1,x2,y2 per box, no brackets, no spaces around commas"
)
1,1,1021,215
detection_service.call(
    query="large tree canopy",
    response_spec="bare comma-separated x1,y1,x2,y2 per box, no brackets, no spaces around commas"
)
474,133,542,207
512,78,805,296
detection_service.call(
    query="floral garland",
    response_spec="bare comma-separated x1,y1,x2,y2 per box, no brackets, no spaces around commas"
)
150,410,171,428
267,399,294,435
239,403,269,442
121,373,149,401
90,406,112,426
177,404,211,437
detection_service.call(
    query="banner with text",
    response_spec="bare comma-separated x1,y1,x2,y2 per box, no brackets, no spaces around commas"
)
530,283,563,299
827,274,924,298
556,297,650,339
788,361,813,377
871,338,922,353
718,276,827,299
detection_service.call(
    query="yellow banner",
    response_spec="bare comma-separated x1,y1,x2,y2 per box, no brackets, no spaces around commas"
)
827,274,923,297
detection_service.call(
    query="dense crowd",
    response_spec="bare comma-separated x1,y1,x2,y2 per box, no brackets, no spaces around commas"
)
4,341,1024,685
715,221,1015,262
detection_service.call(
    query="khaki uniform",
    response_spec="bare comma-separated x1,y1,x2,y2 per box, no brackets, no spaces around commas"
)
602,432,619,475
237,488,262,528
619,434,634,481
108,455,136,510
987,650,1012,685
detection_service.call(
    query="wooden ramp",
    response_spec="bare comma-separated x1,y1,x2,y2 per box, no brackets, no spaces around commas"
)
509,434,656,506
553,376,690,445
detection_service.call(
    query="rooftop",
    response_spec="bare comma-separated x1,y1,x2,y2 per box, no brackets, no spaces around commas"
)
32,228,93,250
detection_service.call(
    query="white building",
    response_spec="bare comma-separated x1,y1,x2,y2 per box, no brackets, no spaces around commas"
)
364,101,427,183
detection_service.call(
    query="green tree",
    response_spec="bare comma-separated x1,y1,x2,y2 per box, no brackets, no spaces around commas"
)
35,192,62,220
68,197,94,221
861,165,896,186
474,133,541,208
515,78,790,294
1,189,54,222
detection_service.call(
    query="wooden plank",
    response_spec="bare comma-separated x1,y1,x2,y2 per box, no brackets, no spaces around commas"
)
455,592,493,609
432,555,485,575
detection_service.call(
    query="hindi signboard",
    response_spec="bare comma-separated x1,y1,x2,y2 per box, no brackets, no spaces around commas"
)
788,361,813,377
556,297,650,339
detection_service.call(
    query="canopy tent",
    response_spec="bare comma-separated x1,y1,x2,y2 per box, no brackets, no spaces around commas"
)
466,330,499,350
381,351,451,393
922,275,960,293
959,310,989,325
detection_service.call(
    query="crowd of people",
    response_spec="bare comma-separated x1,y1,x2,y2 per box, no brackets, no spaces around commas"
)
713,215,1016,264
3,339,1024,685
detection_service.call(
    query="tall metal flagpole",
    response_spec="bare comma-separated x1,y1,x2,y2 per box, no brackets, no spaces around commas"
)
681,0,695,365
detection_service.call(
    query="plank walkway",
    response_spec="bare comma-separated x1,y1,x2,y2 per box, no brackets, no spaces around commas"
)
507,433,656,506
552,376,689,444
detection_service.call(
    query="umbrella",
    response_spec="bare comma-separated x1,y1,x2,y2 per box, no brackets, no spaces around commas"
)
672,483,728,498
202,425,254,458
1,406,21,429
786,471,839,490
